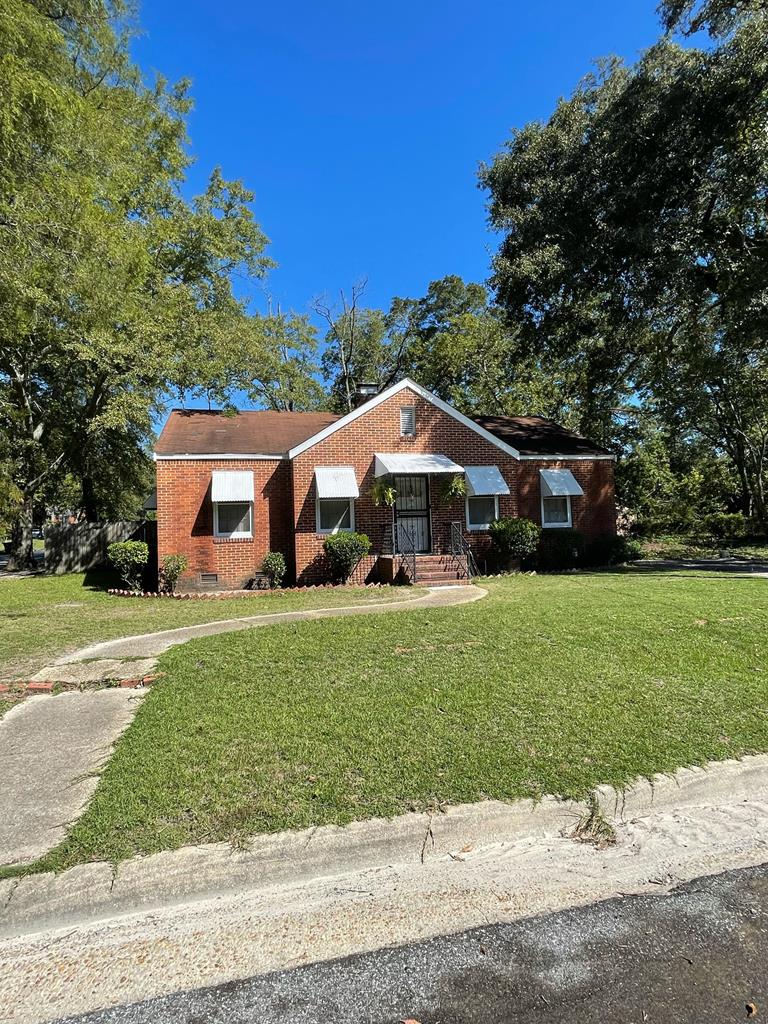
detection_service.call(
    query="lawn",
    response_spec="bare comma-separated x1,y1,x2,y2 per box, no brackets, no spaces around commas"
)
0,572,425,679
22,569,768,873
639,535,768,561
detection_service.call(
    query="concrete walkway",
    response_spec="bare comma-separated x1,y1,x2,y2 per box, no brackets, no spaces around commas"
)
3,586,485,868
47,584,486,670
2,755,767,1023
0,689,142,865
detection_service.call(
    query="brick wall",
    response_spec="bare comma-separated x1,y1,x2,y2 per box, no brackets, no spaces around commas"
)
291,387,520,583
156,390,617,590
517,459,617,537
156,458,293,590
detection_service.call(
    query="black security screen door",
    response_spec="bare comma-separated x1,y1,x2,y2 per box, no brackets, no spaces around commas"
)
394,475,431,553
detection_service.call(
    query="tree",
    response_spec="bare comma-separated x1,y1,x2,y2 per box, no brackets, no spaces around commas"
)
481,3,768,511
0,2,275,566
314,280,377,412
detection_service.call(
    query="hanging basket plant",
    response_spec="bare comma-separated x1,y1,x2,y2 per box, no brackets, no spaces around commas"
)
370,479,398,507
441,474,468,502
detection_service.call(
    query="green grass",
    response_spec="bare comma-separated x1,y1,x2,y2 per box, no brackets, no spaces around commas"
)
639,535,768,561
0,572,425,679
17,569,768,874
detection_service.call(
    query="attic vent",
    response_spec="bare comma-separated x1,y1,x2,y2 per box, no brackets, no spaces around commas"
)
200,572,218,585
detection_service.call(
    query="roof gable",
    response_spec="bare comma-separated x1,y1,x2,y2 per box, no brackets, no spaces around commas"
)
287,378,523,460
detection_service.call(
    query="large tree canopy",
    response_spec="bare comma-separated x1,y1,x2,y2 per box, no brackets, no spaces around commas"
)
481,0,768,515
0,1,298,565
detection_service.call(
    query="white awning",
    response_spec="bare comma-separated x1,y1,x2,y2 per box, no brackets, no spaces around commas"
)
314,466,359,499
539,468,584,497
211,470,254,502
465,465,510,496
374,453,464,476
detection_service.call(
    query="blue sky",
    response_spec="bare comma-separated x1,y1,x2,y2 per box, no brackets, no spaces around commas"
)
135,1,662,322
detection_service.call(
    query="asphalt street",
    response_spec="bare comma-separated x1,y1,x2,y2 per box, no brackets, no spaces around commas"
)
57,861,768,1024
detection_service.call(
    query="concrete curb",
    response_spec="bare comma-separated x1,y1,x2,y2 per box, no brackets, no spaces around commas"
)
3,752,767,940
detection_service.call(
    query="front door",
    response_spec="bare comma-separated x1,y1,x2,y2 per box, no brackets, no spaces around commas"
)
394,475,431,553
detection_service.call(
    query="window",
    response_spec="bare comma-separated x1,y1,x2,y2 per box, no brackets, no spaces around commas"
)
400,406,416,436
317,497,354,534
541,495,572,528
214,501,252,538
466,495,499,531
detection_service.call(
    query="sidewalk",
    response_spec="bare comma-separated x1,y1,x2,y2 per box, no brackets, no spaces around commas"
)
2,755,768,1023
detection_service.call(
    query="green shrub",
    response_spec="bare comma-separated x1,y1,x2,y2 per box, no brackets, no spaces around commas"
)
159,553,188,593
441,474,468,501
701,511,749,540
489,517,541,566
538,529,585,571
323,531,371,583
583,533,642,567
108,540,149,591
261,550,287,589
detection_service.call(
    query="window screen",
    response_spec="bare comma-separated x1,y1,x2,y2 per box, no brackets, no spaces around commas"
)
318,498,352,532
467,495,497,528
215,502,252,536
542,496,570,525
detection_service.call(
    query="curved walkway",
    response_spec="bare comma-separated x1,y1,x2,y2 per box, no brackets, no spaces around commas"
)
4,585,486,869
56,584,487,665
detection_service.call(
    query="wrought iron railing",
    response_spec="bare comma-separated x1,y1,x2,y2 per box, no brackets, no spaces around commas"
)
449,521,478,579
398,521,417,584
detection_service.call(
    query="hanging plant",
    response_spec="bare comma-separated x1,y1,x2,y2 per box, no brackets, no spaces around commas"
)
441,474,468,502
370,479,398,507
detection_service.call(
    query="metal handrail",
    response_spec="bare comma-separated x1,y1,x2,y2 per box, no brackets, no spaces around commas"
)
449,521,478,579
398,521,417,584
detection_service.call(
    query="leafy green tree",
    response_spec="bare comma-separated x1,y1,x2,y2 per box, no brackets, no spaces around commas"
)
0,2,276,567
481,2,768,513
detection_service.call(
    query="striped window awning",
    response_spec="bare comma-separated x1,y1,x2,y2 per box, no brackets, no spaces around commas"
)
211,471,254,502
314,466,360,499
464,465,510,496
539,468,584,497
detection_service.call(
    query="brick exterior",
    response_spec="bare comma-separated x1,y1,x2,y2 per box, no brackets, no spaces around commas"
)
156,458,292,590
293,387,517,583
156,387,616,589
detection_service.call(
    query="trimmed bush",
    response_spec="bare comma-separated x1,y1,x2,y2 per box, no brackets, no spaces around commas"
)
583,533,643,567
261,550,287,589
538,529,585,571
323,531,371,583
159,553,188,593
107,540,149,592
701,512,750,540
489,517,541,567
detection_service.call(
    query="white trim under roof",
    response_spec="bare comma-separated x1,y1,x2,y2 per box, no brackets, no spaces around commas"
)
374,453,463,476
314,466,359,499
464,465,510,496
287,378,523,461
154,453,285,461
539,468,584,497
211,470,254,502
519,453,615,462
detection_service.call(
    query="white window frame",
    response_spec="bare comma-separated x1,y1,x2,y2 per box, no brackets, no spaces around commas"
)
213,501,253,539
540,494,573,529
400,405,416,436
316,497,355,535
465,494,499,531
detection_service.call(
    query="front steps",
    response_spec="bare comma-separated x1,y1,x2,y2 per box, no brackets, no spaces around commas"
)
403,554,471,586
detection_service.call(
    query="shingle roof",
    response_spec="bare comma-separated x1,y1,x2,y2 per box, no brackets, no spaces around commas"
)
472,415,612,457
155,409,341,456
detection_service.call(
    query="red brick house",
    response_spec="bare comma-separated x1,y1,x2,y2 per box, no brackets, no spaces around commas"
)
154,378,616,589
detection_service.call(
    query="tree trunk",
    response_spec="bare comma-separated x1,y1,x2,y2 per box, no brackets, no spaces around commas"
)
81,475,99,523
6,495,36,571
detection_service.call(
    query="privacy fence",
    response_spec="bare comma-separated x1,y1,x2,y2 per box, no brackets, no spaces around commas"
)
44,520,157,576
